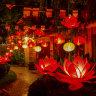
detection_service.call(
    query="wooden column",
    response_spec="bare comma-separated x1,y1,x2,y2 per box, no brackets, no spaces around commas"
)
50,37,53,57
24,47,29,65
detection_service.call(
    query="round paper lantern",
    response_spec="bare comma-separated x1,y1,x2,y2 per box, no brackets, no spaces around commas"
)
34,46,42,52
41,42,48,47
63,42,75,52
73,36,85,46
54,34,64,45
22,44,27,48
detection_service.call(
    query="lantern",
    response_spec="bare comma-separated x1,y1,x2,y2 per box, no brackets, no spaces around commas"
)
24,36,29,42
41,25,45,31
73,36,85,46
54,34,64,45
34,46,42,52
41,42,48,47
15,25,19,30
73,10,78,18
14,46,19,50
23,7,32,18
17,39,22,45
10,49,13,52
34,29,45,36
22,44,27,48
46,9,53,18
63,42,75,52
5,25,10,30
32,8,39,17
59,10,66,18
6,46,11,50
10,42,15,46
28,42,35,48
16,31,24,36
32,25,36,30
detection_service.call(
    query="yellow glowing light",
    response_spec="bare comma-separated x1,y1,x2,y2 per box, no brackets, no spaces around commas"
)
24,37,29,42
22,44,27,48
14,46,19,50
34,46,42,52
63,42,75,52
10,49,13,52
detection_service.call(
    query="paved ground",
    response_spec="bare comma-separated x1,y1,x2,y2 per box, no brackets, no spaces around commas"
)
0,67,42,96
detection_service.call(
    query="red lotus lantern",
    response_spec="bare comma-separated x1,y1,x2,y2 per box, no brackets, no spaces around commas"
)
35,57,60,74
41,42,48,47
28,42,35,48
17,39,23,45
9,35,15,40
34,29,45,36
6,46,11,50
53,56,96,90
16,31,24,36
13,46,19,50
4,52,13,57
61,15,80,28
54,34,64,45
73,36,85,46
4,57,11,62
10,41,15,46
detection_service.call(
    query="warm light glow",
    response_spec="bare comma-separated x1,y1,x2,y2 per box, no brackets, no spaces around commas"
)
34,46,42,52
63,42,75,52
24,37,29,42
41,42,48,47
14,46,19,50
10,50,13,52
22,44,27,48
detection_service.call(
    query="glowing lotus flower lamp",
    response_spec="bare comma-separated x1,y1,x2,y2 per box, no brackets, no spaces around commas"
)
41,42,48,47
63,42,75,52
54,56,96,91
35,57,60,74
13,46,19,50
34,46,42,52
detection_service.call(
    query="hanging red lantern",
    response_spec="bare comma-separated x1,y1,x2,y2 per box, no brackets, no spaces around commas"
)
73,36,85,46
28,42,35,48
46,9,53,18
5,25,10,30
17,39,23,45
32,8,39,17
31,25,36,30
59,10,66,18
41,25,45,31
4,52,13,57
41,42,48,47
54,34,64,45
15,25,19,30
61,15,80,28
23,7,32,18
73,10,78,18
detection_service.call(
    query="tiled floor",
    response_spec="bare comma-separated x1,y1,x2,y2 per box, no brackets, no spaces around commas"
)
0,67,42,96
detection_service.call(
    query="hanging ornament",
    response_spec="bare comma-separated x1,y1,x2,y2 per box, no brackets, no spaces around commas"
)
28,42,35,48
41,42,48,47
59,10,66,18
32,8,39,17
46,9,53,18
6,4,15,10
34,46,42,52
54,34,64,45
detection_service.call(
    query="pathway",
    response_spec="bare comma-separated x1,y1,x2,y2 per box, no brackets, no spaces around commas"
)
0,67,42,96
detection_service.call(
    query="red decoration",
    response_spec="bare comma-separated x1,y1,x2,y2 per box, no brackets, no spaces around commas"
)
9,35,15,40
17,39,23,45
17,19,25,25
59,10,66,18
6,4,15,9
54,56,96,90
5,25,10,30
73,36,85,46
35,58,59,74
4,52,13,57
61,15,80,28
46,9,53,18
73,10,78,17
16,31,24,36
54,34,64,44
9,41,15,46
41,42,48,47
28,42,35,48
32,8,39,17
6,46,11,50
15,26,19,30
34,29,45,36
